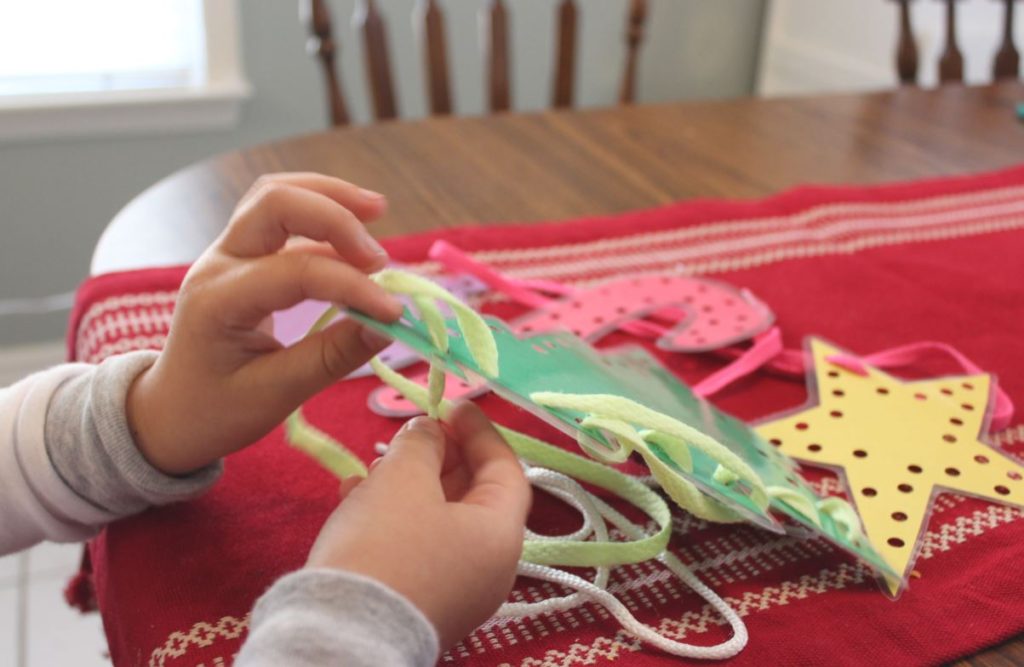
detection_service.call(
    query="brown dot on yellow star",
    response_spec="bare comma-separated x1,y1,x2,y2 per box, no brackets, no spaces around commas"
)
756,338,1023,595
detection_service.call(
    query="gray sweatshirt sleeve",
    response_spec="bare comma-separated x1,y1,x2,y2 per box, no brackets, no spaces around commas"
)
236,569,439,667
44,351,222,517
0,351,221,554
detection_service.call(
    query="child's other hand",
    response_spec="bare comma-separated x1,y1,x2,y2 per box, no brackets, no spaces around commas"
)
127,173,404,475
307,402,531,652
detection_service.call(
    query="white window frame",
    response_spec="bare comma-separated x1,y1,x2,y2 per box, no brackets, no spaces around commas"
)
0,0,251,143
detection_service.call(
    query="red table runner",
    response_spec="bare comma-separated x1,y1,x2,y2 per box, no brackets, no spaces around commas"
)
70,166,1024,666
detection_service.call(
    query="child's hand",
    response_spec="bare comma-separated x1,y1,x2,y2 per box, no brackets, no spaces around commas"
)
306,401,531,651
127,173,404,475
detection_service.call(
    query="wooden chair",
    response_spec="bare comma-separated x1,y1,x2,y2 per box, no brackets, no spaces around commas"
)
299,0,649,126
891,0,1020,85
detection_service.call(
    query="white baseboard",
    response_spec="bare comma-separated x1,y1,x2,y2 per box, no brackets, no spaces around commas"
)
0,341,67,387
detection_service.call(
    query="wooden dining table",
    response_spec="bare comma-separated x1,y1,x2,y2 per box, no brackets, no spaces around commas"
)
89,82,1024,666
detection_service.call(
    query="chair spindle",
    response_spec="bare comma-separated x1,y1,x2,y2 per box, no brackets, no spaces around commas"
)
993,0,1020,79
893,0,919,85
552,0,577,108
619,0,648,104
356,0,398,120
485,0,511,112
419,0,452,115
938,0,964,83
300,0,349,126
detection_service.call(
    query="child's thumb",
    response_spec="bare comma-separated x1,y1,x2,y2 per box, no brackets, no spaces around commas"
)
378,416,447,482
262,318,392,400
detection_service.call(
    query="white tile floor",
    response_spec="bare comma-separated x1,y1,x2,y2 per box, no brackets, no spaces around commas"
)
1,543,110,667
0,585,19,667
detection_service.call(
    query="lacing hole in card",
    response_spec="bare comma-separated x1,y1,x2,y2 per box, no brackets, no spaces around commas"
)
908,465,923,474
888,537,905,548
1008,471,1022,481
995,485,1011,496
807,444,822,452
892,512,908,521
945,467,960,477
853,450,867,458
898,483,913,493
862,487,877,497
942,434,957,443
975,455,989,464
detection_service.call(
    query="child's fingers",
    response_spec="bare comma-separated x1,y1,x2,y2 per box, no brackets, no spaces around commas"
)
238,172,387,223
448,402,531,519
338,475,364,501
220,183,388,271
280,238,344,260
373,417,448,500
251,318,390,398
219,253,402,328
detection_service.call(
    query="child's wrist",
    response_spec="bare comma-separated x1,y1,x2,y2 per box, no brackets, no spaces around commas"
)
126,364,198,476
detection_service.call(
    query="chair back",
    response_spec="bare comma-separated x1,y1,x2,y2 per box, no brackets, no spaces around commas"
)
300,0,650,126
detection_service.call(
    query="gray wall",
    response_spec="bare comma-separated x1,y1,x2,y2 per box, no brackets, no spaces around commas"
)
0,0,765,346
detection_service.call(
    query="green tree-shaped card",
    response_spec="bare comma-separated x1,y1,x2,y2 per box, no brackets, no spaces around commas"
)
351,307,896,581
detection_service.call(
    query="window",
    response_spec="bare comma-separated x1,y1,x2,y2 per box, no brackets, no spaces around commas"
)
0,0,249,141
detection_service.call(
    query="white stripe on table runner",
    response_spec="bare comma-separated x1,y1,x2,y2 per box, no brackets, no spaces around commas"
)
482,202,1024,282
473,183,1024,267
463,212,1024,304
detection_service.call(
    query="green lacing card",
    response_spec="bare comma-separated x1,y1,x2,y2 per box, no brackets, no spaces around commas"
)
351,307,896,580
597,345,894,577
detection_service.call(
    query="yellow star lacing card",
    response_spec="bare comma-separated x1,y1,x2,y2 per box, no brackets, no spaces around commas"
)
756,337,1023,597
